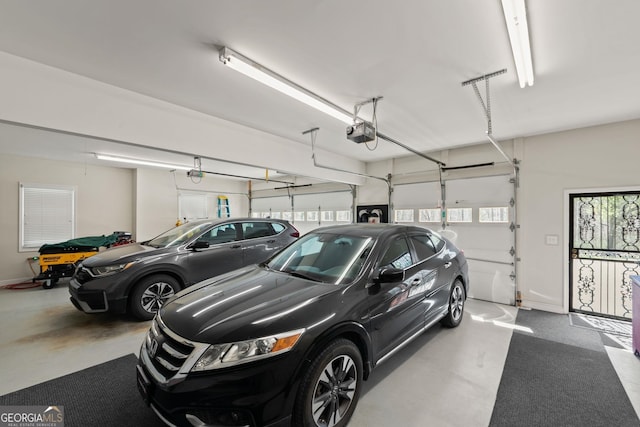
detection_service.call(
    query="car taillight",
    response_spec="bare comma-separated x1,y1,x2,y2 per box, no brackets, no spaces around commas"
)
290,226,300,238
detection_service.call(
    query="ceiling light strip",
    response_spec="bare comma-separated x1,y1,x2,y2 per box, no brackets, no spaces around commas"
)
501,0,534,88
95,154,192,171
219,46,445,168
219,47,354,124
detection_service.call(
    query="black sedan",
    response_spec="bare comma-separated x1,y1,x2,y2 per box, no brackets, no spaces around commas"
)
136,223,469,427
69,218,299,320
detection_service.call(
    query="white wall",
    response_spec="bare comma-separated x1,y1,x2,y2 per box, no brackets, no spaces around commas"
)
0,154,249,283
518,119,640,313
356,118,640,314
0,51,365,185
134,168,249,241
0,154,134,282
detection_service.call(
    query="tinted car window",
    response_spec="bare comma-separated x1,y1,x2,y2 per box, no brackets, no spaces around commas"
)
243,222,277,239
267,232,373,284
379,237,413,269
197,223,237,245
410,234,438,261
429,234,445,252
146,222,214,248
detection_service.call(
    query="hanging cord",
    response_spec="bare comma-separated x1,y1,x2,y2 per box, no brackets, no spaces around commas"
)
1,281,42,290
364,98,380,151
0,258,44,290
189,156,203,184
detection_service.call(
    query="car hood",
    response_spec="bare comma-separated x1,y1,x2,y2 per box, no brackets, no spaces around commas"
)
80,243,172,266
159,266,341,344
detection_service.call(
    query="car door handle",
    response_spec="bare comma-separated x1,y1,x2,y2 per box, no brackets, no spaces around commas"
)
444,262,452,269
266,239,276,243
231,244,241,249
411,278,421,285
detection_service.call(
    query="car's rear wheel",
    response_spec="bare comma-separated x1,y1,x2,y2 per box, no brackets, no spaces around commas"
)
294,339,362,427
129,274,179,321
441,278,465,328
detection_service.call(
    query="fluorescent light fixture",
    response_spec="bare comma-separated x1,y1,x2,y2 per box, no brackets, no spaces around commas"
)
501,0,534,88
95,154,192,171
219,46,354,124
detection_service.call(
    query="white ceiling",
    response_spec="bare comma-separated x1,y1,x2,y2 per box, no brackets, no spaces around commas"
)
1,0,639,178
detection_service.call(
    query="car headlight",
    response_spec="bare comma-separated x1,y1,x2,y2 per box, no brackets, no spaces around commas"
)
192,329,304,371
91,262,134,277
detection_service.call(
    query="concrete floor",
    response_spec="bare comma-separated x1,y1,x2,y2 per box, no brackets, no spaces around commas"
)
0,282,638,426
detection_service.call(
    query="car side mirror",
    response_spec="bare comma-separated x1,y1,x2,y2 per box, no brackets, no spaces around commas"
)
370,267,405,285
189,241,209,250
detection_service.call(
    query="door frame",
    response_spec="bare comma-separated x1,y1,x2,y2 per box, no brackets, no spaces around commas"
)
563,185,640,314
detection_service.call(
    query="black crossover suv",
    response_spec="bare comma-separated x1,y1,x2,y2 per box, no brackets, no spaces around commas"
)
69,218,299,320
136,223,469,427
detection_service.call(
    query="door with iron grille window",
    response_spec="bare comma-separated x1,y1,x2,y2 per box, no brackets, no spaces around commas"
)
570,192,640,319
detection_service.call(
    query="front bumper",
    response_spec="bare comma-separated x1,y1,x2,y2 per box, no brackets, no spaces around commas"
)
137,353,295,427
68,278,128,314
136,325,299,427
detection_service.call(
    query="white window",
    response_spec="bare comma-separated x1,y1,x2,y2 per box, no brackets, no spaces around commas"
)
270,211,282,219
321,211,334,222
260,212,271,218
336,210,352,222
294,211,305,222
394,209,415,223
282,211,293,221
251,212,261,218
179,192,209,220
447,208,473,223
419,208,441,223
307,211,319,222
479,207,509,223
20,183,75,251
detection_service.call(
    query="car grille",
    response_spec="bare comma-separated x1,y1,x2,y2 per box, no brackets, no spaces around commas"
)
73,265,93,284
142,315,207,386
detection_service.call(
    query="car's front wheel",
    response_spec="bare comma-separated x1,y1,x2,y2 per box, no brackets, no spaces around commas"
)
129,274,180,321
294,339,363,427
441,278,465,328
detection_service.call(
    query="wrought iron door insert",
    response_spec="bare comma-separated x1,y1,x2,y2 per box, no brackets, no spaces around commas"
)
570,192,640,319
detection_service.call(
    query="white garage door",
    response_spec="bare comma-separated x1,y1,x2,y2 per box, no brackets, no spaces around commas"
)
445,175,515,305
392,181,442,227
392,176,515,305
251,196,291,219
251,191,353,235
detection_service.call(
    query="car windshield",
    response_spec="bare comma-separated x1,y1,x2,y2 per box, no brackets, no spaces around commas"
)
266,232,373,284
145,222,214,248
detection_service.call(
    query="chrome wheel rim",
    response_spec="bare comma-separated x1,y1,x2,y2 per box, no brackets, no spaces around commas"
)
450,283,464,321
141,282,175,313
311,354,358,427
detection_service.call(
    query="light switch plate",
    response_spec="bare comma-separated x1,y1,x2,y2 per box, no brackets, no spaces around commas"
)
545,234,559,246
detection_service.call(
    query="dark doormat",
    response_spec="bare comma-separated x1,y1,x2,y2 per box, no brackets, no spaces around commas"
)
0,354,162,426
489,332,640,427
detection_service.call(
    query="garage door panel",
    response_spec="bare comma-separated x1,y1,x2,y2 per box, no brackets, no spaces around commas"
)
446,175,515,306
392,175,515,306
251,192,352,236
466,261,514,305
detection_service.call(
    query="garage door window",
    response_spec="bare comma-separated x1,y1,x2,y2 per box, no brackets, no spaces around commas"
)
479,207,509,223
321,211,334,222
419,208,441,223
447,208,472,223
336,210,352,222
20,183,75,251
394,209,415,223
